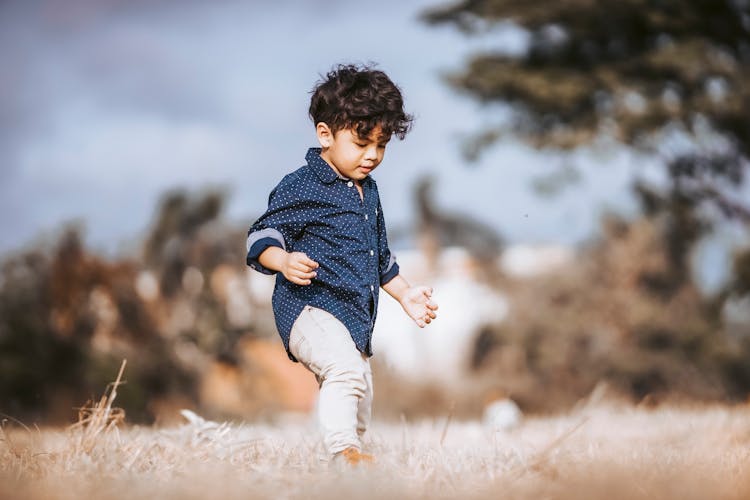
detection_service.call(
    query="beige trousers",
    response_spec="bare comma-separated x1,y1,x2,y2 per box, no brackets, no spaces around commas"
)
289,306,373,456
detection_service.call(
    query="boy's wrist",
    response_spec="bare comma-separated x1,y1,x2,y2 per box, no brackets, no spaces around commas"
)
258,246,289,274
382,274,410,303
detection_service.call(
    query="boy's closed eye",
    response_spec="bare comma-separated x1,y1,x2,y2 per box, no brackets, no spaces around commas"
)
355,137,389,149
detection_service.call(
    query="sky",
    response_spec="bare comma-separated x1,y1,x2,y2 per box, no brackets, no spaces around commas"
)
0,0,744,289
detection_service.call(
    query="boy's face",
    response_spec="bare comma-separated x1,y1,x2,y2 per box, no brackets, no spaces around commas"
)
316,123,390,181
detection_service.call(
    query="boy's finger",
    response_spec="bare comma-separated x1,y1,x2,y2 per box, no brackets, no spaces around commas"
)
301,255,319,268
292,261,318,273
427,301,439,310
290,266,315,276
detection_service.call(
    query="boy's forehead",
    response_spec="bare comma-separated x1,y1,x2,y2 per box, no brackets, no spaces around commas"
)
353,124,389,142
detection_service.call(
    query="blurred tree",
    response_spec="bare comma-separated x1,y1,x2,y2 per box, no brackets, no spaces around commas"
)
143,189,226,298
423,0,750,291
731,248,750,296
415,176,504,266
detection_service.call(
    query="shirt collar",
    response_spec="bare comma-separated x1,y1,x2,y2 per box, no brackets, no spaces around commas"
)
306,147,340,184
305,147,374,186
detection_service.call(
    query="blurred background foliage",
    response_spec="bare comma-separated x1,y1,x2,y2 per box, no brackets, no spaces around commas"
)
423,0,750,284
1,187,749,424
1,0,749,424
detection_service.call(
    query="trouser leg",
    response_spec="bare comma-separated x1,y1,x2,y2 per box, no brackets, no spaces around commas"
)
356,358,373,438
289,306,370,456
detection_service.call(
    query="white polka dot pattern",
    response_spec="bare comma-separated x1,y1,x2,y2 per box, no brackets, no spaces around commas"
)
246,148,400,362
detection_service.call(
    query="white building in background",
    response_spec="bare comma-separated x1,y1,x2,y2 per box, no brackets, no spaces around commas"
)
372,246,508,387
498,243,575,278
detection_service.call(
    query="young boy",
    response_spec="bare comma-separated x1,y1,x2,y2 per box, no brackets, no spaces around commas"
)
245,64,438,465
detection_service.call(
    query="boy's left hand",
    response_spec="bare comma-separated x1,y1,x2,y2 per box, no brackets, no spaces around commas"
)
400,286,438,328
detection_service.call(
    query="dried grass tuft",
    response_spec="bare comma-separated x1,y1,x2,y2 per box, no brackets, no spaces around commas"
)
68,359,127,454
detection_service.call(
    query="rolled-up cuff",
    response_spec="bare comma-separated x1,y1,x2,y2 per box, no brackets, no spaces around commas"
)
247,227,286,252
246,228,286,274
380,260,400,285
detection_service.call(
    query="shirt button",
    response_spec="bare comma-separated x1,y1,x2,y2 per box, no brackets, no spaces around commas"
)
364,214,368,220
347,181,353,187
370,250,374,256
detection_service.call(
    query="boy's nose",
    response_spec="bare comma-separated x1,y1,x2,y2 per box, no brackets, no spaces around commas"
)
363,145,379,161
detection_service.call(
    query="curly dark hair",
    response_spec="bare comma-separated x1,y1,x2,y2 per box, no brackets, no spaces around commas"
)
309,64,413,140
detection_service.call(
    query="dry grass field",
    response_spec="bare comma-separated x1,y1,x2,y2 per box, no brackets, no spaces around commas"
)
3,378,750,500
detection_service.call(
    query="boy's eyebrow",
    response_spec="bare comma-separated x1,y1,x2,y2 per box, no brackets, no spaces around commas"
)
355,134,391,145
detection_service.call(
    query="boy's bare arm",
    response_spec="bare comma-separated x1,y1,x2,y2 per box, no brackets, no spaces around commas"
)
382,274,438,328
258,246,319,286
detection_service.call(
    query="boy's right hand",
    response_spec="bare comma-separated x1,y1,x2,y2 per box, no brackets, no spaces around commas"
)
281,252,319,285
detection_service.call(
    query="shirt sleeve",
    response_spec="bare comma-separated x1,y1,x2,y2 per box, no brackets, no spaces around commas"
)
246,179,307,275
376,196,400,285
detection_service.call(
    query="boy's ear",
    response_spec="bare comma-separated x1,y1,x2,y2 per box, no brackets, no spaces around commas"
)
316,122,333,148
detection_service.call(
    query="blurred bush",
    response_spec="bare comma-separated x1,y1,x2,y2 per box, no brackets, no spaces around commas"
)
0,227,192,423
0,190,261,424
467,212,750,413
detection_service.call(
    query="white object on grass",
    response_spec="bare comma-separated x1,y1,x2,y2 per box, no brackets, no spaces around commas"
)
482,398,523,431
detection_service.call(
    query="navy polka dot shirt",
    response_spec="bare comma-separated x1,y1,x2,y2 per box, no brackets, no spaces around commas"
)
246,147,400,362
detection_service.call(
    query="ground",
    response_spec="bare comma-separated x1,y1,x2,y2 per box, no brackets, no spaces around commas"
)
2,403,750,499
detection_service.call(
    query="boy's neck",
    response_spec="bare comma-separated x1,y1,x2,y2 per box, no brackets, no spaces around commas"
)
320,150,360,184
